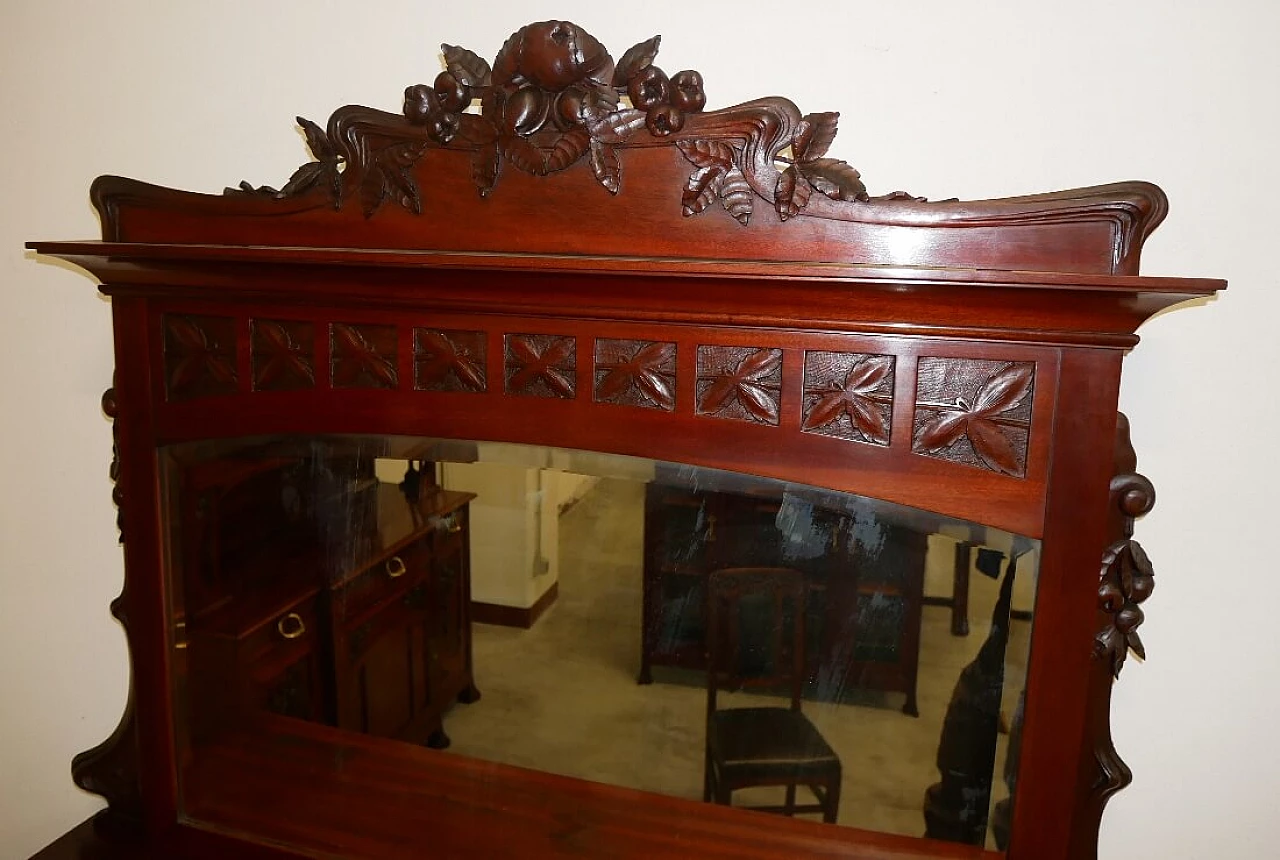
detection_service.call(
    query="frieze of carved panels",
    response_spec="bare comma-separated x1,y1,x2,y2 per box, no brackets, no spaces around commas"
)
163,314,238,402
414,328,487,393
251,319,315,392
594,339,676,410
913,358,1035,477
695,346,782,425
505,334,577,399
331,323,398,389
802,351,894,446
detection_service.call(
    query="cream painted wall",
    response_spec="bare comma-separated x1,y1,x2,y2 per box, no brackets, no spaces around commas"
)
2,2,1275,857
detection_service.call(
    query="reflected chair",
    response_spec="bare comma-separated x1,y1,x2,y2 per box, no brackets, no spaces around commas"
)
703,567,842,823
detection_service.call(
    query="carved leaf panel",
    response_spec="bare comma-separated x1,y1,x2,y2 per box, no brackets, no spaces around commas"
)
913,358,1035,477
593,339,676,410
251,319,316,392
163,314,238,402
802,352,894,445
330,323,398,390
695,346,782,425
505,334,577,399
414,329,487,393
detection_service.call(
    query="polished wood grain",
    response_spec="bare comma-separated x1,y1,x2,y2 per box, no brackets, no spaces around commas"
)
26,17,1224,860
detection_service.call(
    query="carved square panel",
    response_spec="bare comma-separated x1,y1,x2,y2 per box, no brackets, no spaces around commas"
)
414,328,487,393
912,358,1035,477
593,339,676,411
163,314,238,401
505,334,576,399
802,352,894,445
251,319,315,392
695,345,782,425
330,323,398,389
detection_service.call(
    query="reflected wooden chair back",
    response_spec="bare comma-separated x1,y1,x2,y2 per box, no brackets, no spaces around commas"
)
705,567,807,714
703,566,841,822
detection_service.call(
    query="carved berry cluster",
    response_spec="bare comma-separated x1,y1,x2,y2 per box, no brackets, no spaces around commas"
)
615,37,706,137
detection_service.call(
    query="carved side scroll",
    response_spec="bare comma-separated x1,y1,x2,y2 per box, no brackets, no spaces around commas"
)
71,387,143,836
1080,412,1156,847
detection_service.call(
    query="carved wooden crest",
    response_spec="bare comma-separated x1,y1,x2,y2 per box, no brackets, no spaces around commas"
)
234,20,885,225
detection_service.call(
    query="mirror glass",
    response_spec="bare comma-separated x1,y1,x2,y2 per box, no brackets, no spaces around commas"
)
163,435,1037,852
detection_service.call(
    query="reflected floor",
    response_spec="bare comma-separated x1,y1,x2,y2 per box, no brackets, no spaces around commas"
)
445,477,1029,846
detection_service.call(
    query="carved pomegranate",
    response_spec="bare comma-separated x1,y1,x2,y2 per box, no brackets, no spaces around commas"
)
502,20,614,92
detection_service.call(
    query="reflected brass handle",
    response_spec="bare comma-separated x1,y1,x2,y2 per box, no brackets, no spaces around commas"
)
446,518,462,534
386,556,407,578
277,612,306,640
707,514,716,541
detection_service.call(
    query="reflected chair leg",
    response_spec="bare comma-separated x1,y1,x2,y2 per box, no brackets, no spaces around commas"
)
703,752,713,802
952,542,972,636
784,783,796,816
823,774,841,824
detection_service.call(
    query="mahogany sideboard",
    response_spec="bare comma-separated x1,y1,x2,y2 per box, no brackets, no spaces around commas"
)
27,18,1223,860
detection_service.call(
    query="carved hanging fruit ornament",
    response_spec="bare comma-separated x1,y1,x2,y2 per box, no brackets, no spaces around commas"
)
234,21,898,223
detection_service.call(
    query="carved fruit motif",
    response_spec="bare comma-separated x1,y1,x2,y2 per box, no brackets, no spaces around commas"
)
262,21,886,223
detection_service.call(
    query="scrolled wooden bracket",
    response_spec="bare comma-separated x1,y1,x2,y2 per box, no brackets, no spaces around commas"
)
1077,412,1156,851
69,384,144,836
1094,470,1156,679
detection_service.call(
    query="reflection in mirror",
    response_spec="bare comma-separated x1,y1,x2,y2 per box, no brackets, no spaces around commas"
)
162,435,1037,852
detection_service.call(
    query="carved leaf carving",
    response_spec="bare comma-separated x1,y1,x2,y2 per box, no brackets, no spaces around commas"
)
472,142,500,197
802,353,894,445
360,169,389,219
800,157,867,202
719,166,754,225
545,128,591,173
613,35,661,86
331,323,397,389
442,43,492,88
275,117,344,208
775,167,812,222
676,139,736,170
697,347,782,425
737,382,779,423
299,116,336,161
503,135,546,175
794,112,838,161
164,315,238,401
914,359,1035,476
586,109,647,144
506,334,577,399
973,363,1035,415
967,418,1020,475
589,140,621,194
594,340,675,410
683,166,720,216
414,329,486,392
252,319,315,391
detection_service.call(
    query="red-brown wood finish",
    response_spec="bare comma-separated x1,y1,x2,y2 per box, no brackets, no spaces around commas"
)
27,19,1223,860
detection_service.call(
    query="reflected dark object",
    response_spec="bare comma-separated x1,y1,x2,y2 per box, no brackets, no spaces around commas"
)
703,567,842,822
171,440,479,752
923,554,1019,844
641,482,926,716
